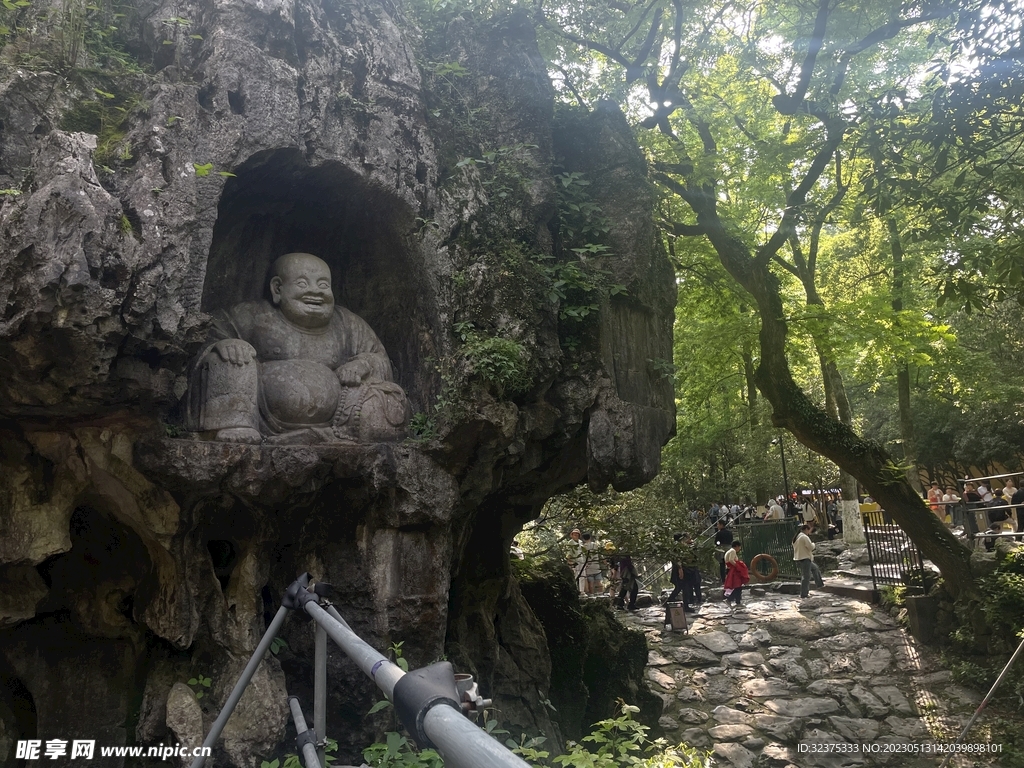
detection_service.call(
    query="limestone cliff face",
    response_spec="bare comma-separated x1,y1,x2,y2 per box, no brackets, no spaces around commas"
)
0,1,673,764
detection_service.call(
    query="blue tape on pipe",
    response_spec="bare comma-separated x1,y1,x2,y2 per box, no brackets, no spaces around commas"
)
371,660,385,678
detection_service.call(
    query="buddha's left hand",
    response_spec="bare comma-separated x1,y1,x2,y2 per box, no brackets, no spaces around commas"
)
337,359,371,385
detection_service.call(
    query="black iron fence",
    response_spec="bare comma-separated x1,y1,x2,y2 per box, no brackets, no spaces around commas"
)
863,516,926,589
733,519,801,579
638,519,802,591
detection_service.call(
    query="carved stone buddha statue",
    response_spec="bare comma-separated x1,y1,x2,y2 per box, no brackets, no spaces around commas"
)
187,252,410,443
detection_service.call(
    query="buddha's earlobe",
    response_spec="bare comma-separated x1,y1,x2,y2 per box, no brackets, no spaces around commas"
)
270,276,283,304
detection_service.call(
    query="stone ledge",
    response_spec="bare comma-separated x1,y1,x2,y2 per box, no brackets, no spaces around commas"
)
133,437,457,522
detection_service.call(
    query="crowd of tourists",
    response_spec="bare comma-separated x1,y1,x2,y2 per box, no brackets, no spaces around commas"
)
690,495,844,540
924,474,1023,550
560,516,826,618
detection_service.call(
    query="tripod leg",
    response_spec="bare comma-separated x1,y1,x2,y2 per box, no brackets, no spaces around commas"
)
289,697,323,768
314,624,327,766
189,605,290,768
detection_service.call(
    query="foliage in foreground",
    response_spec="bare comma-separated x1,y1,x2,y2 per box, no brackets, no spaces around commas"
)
362,703,710,768
934,544,1024,766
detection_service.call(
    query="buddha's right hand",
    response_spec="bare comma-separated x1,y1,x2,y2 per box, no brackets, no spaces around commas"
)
212,339,256,366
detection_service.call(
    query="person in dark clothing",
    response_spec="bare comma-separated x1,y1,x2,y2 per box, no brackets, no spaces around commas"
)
714,520,734,583
612,555,639,610
684,557,702,608
963,482,982,504
664,534,688,618
785,498,800,519
664,533,699,613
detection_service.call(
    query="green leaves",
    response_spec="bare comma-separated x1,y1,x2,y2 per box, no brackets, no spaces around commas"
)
549,700,708,767
193,162,235,178
362,732,443,768
432,60,469,78
388,641,410,672
187,675,212,700
459,330,532,396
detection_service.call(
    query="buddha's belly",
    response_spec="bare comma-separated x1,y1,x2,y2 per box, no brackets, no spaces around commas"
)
260,360,341,425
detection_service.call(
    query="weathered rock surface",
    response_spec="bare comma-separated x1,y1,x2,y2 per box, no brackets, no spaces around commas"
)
693,630,739,654
0,1,674,764
165,683,204,765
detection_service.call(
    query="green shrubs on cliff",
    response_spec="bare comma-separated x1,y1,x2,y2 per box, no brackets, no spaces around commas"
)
517,702,709,767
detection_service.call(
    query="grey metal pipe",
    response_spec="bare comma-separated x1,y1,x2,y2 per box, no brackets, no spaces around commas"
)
305,602,531,768
189,605,290,768
304,601,404,698
288,697,323,768
422,703,533,768
314,624,327,767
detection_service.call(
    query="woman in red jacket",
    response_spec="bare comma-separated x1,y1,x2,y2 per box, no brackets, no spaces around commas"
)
723,541,749,607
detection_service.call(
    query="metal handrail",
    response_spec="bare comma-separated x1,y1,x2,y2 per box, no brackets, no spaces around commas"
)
191,575,529,768
637,520,728,591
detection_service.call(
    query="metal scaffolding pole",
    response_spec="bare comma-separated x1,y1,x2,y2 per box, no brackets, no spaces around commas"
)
189,605,289,768
314,624,327,767
302,601,531,768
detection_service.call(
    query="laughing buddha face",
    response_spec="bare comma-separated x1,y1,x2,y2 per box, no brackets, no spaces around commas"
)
269,252,336,330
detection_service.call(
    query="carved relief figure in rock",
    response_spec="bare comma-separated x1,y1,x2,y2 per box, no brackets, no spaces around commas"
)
188,252,409,443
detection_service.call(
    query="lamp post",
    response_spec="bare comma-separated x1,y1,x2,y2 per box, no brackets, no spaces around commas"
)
771,435,790,500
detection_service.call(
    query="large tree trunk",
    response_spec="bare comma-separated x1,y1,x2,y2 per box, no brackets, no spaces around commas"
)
744,346,769,508
887,215,924,495
701,222,976,599
897,364,922,492
822,356,865,544
804,278,864,544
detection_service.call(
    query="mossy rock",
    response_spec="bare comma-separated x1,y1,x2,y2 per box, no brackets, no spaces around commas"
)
516,556,662,740
516,556,590,739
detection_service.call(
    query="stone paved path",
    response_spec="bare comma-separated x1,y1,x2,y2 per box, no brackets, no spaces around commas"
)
618,588,1011,767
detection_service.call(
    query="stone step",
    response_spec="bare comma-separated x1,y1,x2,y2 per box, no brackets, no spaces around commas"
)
818,583,878,602
769,580,878,602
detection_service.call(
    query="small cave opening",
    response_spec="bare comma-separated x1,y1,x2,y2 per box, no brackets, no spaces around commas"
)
36,504,151,619
202,148,439,407
207,539,238,593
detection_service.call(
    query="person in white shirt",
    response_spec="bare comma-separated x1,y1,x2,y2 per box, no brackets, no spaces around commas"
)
801,501,817,524
766,499,785,521
793,524,824,598
566,529,585,593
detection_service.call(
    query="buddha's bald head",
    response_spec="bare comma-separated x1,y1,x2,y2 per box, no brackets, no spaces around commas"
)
270,252,330,280
269,252,335,329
